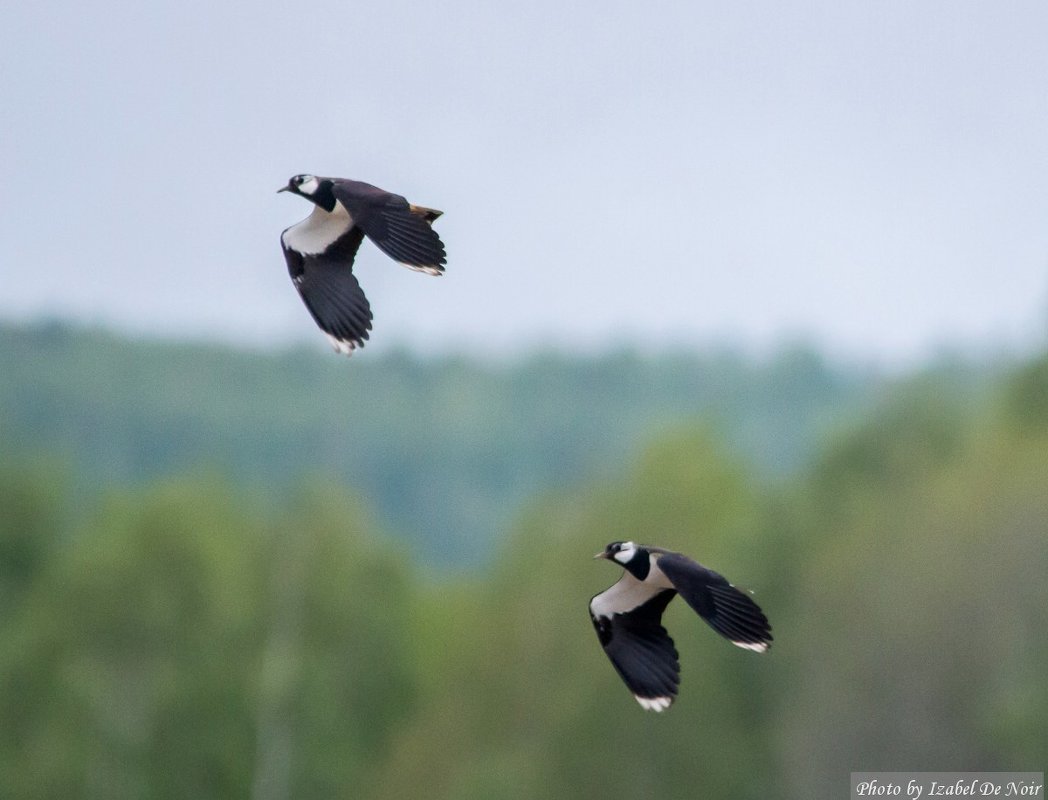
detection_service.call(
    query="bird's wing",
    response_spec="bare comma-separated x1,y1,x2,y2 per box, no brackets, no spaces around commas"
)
282,232,373,354
590,577,680,711
331,180,446,274
655,552,773,652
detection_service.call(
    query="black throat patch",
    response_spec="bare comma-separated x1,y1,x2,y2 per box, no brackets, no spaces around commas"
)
303,180,337,213
622,551,651,581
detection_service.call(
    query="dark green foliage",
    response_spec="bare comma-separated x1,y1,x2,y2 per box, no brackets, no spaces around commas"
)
777,387,1048,796
1,322,893,565
0,462,65,608
1,320,1044,798
1001,352,1048,432
0,475,417,799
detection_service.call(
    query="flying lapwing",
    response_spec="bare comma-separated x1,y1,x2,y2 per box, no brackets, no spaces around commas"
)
278,174,446,355
590,540,772,711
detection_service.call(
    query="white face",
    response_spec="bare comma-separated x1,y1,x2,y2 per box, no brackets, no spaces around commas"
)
290,174,320,196
610,541,637,564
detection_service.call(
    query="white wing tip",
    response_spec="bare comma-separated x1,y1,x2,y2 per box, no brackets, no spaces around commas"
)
324,333,360,355
635,695,673,712
733,640,770,653
403,263,444,276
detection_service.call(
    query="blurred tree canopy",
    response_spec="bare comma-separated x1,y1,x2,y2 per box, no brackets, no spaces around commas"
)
1,322,915,565
0,325,1044,798
0,475,416,800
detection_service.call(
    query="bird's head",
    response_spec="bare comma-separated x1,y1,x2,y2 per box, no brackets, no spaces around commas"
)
277,174,336,211
595,540,641,565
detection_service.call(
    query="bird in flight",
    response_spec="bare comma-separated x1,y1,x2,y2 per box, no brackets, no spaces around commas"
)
278,174,446,355
590,540,772,711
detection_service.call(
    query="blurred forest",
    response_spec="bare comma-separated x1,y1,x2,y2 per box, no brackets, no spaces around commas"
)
0,322,992,565
1,320,1045,799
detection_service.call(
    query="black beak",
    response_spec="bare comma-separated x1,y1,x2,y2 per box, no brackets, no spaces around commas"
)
276,186,289,193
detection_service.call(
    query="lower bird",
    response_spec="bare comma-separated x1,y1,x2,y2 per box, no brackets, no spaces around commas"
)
590,540,772,711
278,174,446,355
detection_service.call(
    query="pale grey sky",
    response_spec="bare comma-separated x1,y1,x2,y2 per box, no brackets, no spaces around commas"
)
3,1,1047,363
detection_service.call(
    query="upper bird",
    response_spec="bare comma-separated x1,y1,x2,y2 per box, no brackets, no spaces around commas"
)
278,174,446,355
590,540,772,711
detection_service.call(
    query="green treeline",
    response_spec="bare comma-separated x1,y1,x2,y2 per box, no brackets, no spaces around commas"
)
1,324,1045,798
0,322,993,566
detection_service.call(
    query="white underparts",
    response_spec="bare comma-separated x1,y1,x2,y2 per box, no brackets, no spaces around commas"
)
589,559,674,619
589,576,654,619
282,203,353,255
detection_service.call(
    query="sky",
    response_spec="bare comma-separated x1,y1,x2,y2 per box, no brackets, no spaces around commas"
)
3,1,1047,364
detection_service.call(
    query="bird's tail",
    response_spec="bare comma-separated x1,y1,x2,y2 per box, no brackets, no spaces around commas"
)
410,204,443,224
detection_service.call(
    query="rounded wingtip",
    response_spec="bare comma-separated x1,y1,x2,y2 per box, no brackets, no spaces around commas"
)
635,695,673,712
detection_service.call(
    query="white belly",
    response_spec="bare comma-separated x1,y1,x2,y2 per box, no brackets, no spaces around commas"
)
282,203,354,255
590,560,674,618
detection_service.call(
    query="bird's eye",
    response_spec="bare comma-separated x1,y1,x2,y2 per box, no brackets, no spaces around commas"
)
292,176,304,185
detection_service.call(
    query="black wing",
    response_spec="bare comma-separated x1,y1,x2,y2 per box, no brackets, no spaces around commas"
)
590,587,680,711
656,552,773,652
331,180,446,273
282,230,373,354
